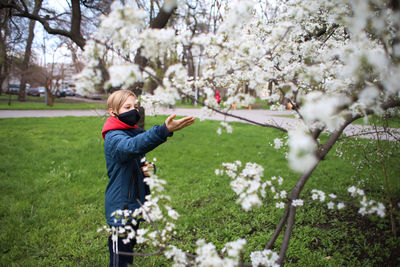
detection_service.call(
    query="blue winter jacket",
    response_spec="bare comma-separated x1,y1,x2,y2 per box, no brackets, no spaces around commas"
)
104,124,171,226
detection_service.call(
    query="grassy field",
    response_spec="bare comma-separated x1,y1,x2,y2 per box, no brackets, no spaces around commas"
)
0,95,107,110
272,113,400,128
172,98,271,110
352,114,400,128
0,116,399,266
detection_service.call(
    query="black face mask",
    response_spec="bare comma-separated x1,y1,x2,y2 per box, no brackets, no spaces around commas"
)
116,109,141,126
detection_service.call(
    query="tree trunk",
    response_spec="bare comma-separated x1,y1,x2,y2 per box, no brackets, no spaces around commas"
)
18,0,42,101
0,9,10,96
184,45,196,105
70,0,85,49
66,41,83,73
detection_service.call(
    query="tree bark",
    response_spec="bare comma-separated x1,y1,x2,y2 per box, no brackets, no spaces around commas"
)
0,8,10,95
184,45,196,105
18,0,42,101
69,0,85,49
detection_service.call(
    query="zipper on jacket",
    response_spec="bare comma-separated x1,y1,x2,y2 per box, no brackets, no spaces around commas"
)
134,172,139,201
128,167,140,202
128,174,134,201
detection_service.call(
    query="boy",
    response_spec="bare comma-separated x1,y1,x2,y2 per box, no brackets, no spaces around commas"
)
101,90,194,267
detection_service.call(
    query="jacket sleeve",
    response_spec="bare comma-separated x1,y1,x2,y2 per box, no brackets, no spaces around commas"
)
113,124,172,162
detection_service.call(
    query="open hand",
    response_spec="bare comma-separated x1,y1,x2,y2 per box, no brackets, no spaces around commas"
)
165,114,195,132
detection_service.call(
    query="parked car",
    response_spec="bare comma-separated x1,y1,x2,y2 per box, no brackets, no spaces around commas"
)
56,90,66,98
27,87,41,96
37,87,46,94
84,93,104,100
7,84,20,94
65,89,76,96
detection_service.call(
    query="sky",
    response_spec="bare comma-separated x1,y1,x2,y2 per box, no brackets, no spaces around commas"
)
32,0,74,66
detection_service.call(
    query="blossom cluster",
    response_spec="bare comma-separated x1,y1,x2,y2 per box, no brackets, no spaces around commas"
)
100,165,280,266
216,161,289,211
309,187,386,217
272,138,284,150
311,189,345,210
287,128,318,173
250,249,280,267
98,171,180,250
165,238,279,267
217,121,233,135
348,186,386,218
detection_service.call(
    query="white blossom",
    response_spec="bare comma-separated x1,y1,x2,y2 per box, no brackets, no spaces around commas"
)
250,249,280,267
224,238,247,259
220,122,233,134
287,129,318,173
311,189,326,202
165,245,188,267
273,138,284,149
166,206,180,220
292,199,304,207
107,64,144,90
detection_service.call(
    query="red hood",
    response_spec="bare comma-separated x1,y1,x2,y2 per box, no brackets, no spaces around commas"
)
102,116,138,140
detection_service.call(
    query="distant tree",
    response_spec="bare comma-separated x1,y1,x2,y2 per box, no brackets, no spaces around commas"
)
0,8,11,95
0,5,27,95
17,0,42,101
1,0,86,49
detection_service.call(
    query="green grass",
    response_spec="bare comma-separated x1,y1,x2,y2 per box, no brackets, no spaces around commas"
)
352,114,400,128
273,114,297,118
0,94,107,110
0,116,399,266
166,97,271,110
272,113,400,128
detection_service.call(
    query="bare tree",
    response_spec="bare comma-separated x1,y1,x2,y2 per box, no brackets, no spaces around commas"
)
1,0,86,49
0,8,11,95
18,0,42,101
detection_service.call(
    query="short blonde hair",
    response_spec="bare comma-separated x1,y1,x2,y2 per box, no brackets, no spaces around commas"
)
107,90,137,114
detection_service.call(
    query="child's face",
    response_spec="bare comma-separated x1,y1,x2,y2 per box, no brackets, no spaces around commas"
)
109,95,139,116
118,96,139,115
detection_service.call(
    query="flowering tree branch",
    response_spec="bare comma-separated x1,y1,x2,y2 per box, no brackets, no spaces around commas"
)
81,1,400,265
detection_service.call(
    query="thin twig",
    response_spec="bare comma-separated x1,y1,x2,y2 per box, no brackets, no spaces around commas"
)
373,124,397,238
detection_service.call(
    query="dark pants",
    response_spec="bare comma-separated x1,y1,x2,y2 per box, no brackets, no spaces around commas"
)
108,229,137,267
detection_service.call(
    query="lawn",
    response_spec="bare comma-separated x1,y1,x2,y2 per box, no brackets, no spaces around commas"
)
272,113,400,128
352,114,400,128
145,96,271,110
0,94,107,110
0,116,399,266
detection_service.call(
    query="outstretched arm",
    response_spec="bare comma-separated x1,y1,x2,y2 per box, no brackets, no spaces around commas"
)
165,114,195,132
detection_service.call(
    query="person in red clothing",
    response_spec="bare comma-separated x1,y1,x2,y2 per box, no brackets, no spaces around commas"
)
215,90,222,104
102,90,195,267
